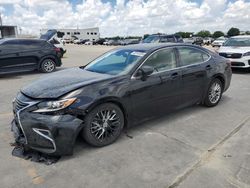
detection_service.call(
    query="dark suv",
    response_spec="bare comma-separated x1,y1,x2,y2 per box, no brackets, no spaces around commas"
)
143,34,184,43
0,39,62,74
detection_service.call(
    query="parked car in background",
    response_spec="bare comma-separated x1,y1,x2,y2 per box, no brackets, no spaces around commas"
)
121,39,140,45
93,38,106,45
218,35,250,69
11,43,231,155
142,34,183,43
40,29,66,58
0,39,62,74
76,39,89,45
203,37,213,45
183,38,195,44
105,40,122,46
64,38,73,44
192,37,203,46
212,37,227,47
85,41,93,45
73,39,81,44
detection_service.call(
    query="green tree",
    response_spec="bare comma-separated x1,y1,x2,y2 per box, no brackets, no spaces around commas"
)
213,31,225,38
196,30,211,38
227,27,240,37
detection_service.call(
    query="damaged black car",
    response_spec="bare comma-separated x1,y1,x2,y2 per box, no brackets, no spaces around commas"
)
11,43,232,156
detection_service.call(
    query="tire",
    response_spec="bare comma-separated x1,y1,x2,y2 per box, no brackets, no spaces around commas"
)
204,79,223,107
82,103,124,147
40,59,56,73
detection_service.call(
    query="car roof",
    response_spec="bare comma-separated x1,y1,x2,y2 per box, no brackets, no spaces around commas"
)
231,35,250,38
115,43,199,52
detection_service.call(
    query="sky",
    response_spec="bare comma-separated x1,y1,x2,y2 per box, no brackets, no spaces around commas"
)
0,0,249,37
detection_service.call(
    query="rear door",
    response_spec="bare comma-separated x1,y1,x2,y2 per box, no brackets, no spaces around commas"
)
176,46,211,107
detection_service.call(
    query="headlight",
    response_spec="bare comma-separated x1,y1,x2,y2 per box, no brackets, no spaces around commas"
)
33,98,76,113
243,52,250,56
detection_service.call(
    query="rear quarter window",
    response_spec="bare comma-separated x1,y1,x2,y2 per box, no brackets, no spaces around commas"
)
178,47,210,66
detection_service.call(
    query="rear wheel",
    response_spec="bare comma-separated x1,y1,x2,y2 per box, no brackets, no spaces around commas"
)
82,103,124,147
40,59,56,73
204,78,223,107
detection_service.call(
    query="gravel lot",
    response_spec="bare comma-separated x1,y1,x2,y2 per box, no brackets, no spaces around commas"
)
0,44,250,188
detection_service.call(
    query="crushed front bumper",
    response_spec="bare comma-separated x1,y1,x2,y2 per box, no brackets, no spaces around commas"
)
11,111,83,156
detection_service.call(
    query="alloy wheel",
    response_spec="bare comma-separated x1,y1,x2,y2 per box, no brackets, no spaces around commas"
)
43,60,55,72
90,109,121,142
208,82,222,104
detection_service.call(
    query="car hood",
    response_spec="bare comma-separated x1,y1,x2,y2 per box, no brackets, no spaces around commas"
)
21,68,113,99
219,46,250,53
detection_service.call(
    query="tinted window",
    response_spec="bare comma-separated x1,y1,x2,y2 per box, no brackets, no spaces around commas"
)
143,48,177,72
143,35,160,43
2,40,43,48
20,40,43,46
178,47,210,66
160,36,175,43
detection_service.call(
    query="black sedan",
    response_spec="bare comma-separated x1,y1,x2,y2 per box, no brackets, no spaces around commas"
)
11,43,232,155
0,38,62,74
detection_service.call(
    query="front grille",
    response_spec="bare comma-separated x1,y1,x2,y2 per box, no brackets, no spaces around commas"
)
219,53,242,59
231,62,245,67
14,98,29,112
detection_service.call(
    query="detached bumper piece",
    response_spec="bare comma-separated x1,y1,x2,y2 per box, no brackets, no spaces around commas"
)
11,145,60,165
11,120,60,165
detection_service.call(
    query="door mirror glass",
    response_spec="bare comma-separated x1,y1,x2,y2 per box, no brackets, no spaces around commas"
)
135,66,154,80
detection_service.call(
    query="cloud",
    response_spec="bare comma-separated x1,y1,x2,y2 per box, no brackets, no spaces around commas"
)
0,0,250,37
0,0,21,4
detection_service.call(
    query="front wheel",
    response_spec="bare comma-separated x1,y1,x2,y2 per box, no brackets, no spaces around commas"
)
204,79,223,107
82,103,124,147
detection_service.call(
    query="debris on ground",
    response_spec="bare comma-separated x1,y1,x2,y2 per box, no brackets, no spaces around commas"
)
11,144,60,165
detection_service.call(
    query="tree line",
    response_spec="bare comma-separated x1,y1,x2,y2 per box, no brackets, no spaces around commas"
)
176,27,250,39
105,27,249,40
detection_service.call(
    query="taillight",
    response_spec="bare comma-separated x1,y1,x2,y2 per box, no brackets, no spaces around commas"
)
54,48,61,52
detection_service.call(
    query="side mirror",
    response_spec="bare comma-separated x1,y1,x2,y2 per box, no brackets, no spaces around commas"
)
135,66,154,81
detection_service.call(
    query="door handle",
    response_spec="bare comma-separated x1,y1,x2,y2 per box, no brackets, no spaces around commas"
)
171,72,178,79
206,65,212,70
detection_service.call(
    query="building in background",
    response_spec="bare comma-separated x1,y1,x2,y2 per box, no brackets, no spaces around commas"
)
0,25,18,38
40,27,100,41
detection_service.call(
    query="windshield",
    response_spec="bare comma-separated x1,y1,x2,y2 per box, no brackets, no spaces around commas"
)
143,35,160,43
85,49,146,75
223,38,250,47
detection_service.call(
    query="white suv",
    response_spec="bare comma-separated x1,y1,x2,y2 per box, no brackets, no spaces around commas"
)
218,35,250,69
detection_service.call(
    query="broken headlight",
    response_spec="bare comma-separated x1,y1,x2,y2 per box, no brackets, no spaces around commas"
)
33,98,76,113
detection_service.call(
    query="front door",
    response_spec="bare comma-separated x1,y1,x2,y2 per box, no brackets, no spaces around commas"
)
129,47,182,123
